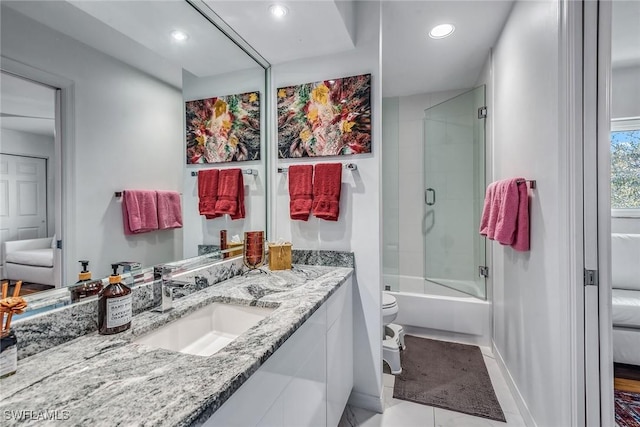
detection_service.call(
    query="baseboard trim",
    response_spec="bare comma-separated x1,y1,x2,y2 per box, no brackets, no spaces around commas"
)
493,342,537,427
347,389,384,414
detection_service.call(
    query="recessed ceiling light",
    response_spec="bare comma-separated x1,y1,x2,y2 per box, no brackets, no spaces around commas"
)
269,4,288,18
429,24,455,39
171,30,189,41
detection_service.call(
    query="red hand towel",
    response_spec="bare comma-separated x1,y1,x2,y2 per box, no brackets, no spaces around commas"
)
312,163,342,221
198,169,221,219
122,190,158,235
214,168,245,220
157,190,183,230
288,165,313,221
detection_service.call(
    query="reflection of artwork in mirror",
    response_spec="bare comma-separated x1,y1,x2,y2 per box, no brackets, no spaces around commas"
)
186,92,261,164
277,73,371,158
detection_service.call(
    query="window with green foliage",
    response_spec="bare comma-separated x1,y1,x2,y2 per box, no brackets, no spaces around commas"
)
611,121,640,211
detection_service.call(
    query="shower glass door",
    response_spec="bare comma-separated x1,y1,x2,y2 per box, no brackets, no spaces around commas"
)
423,86,486,299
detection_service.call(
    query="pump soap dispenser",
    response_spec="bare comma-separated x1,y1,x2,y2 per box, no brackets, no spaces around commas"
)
70,260,102,303
98,264,132,335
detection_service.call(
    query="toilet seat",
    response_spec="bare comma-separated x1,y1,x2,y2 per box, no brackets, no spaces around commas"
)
382,292,399,326
382,293,397,309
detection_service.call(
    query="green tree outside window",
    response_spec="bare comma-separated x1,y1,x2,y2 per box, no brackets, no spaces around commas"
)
611,129,640,209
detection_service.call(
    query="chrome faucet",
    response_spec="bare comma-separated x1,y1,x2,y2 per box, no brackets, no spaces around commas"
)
153,266,192,313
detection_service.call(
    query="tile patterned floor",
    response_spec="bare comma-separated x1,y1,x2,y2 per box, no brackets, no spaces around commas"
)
339,344,526,427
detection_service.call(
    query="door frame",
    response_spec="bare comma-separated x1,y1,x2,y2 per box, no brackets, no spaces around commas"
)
582,0,615,425
560,0,587,424
595,0,614,423
1,56,75,287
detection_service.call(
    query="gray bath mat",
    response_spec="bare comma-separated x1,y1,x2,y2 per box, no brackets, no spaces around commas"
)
393,335,506,422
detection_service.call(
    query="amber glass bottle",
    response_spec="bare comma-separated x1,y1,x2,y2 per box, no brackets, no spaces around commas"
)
98,264,132,335
70,260,102,303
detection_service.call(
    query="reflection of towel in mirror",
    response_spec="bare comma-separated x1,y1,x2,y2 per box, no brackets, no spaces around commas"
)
479,178,529,251
288,165,313,221
198,169,221,219
157,191,183,230
214,168,245,220
312,163,342,221
122,190,159,235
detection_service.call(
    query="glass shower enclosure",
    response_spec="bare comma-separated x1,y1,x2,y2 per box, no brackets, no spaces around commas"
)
423,86,487,299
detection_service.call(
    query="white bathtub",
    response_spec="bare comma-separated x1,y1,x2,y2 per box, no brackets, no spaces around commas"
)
384,274,491,347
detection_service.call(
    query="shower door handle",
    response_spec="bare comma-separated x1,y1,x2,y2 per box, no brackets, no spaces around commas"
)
425,188,436,206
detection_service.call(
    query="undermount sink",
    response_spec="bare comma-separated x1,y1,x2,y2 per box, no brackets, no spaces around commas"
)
134,303,275,357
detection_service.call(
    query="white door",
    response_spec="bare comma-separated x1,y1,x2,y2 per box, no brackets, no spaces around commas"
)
0,154,48,262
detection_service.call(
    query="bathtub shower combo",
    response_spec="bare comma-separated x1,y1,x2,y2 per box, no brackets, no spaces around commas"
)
383,86,491,352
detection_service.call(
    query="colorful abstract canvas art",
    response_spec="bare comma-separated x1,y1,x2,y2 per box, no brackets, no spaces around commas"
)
277,74,371,158
186,92,260,164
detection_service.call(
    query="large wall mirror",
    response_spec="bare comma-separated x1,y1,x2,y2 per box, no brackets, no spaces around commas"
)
0,1,269,298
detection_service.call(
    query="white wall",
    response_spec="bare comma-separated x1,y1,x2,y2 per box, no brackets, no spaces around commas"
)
491,1,573,426
611,65,640,119
612,218,640,234
1,7,184,280
271,1,383,412
182,68,266,258
1,129,56,236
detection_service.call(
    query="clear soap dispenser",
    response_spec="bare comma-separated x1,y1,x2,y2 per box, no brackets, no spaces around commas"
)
98,264,132,335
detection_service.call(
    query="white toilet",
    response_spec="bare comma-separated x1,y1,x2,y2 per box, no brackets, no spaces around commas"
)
382,292,406,375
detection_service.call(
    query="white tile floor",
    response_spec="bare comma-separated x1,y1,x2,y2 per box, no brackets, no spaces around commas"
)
339,343,526,427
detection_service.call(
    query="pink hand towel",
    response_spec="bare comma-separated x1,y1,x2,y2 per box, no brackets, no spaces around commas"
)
288,165,313,221
312,163,342,221
122,190,158,235
479,178,530,251
214,168,245,220
511,180,530,251
157,190,183,230
198,169,221,219
494,179,520,245
479,181,497,238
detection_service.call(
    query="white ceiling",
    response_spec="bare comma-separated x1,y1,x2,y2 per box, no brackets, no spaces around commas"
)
0,73,56,137
381,1,513,97
206,1,356,65
68,1,259,77
2,0,637,135
2,0,261,89
612,0,640,68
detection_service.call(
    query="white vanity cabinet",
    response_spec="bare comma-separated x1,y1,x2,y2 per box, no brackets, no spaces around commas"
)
204,277,353,427
326,277,353,427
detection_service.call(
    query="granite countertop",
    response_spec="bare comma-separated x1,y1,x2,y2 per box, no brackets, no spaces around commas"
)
0,264,353,426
